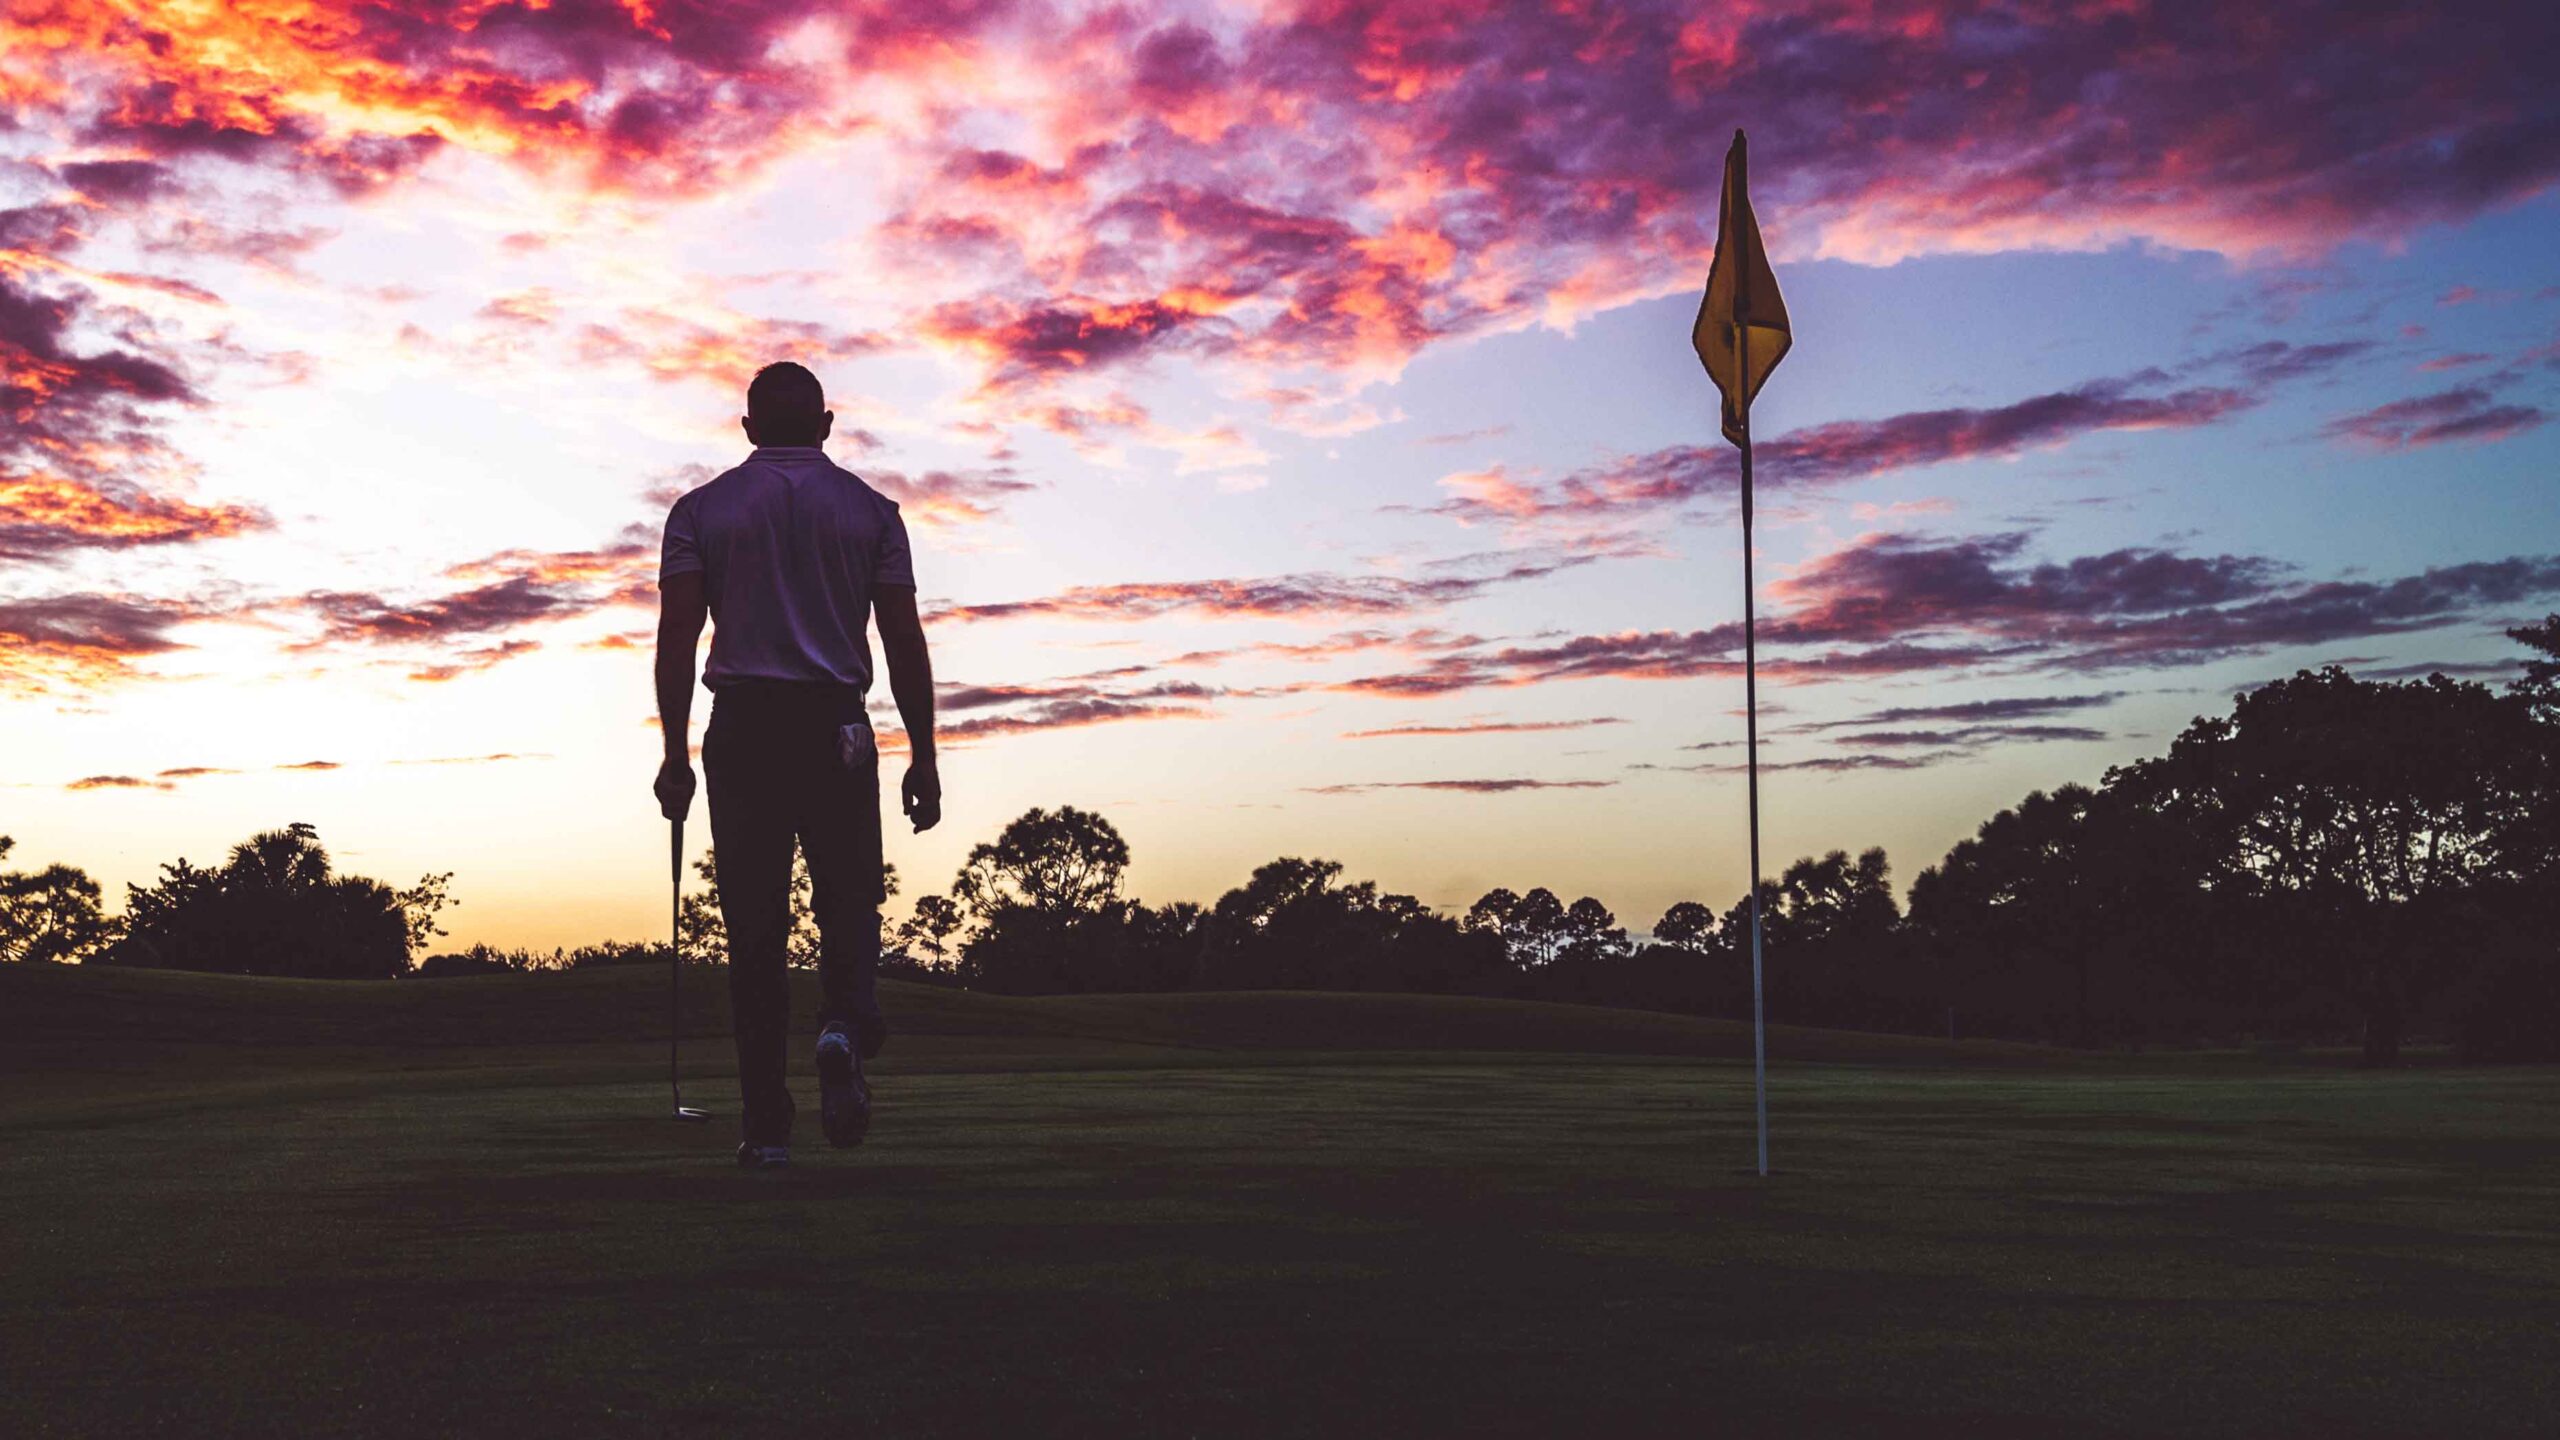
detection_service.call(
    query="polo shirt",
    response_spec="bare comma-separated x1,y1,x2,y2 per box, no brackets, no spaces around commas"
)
659,446,914,693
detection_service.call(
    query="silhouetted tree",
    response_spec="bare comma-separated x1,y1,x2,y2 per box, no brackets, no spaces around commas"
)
1200,857,1484,992
409,940,669,976
2455,617,2560,1060
1716,850,1897,954
1606,899,1738,1016
0,836,113,964
897,894,964,971
953,807,1131,993
2496,614,2560,891
1470,885,1646,984
1707,849,1916,1032
682,851,897,966
2112,668,2543,1064
396,872,455,956
1910,787,2205,1044
1560,897,1627,962
1508,887,1570,968
2510,613,2560,719
1463,887,1520,935
1520,896,1630,1003
955,806,1128,919
415,945,529,978
1117,900,1210,991
563,940,670,969
103,823,447,978
1652,901,1715,953
1202,857,1355,988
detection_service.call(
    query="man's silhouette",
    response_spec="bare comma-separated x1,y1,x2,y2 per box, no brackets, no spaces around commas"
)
654,362,939,1170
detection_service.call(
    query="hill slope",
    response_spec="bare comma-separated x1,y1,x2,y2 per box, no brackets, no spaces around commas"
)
0,962,2066,1066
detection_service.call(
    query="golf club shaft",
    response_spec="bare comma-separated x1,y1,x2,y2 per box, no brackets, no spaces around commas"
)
670,815,682,1109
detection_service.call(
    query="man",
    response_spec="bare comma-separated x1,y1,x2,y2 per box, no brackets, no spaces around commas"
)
654,361,940,1171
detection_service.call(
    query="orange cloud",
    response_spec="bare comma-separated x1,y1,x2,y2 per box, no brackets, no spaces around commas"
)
65,773,171,792
573,309,894,387
0,475,267,560
0,591,219,694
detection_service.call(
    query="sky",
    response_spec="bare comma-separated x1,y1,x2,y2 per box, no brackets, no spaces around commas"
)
4,0,2557,954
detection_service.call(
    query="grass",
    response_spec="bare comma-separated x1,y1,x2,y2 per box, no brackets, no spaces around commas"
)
1,965,2555,1437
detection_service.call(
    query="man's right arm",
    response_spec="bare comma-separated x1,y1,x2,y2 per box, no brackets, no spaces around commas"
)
654,570,708,821
874,585,939,832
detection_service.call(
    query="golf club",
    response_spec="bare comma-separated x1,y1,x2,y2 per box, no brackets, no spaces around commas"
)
669,815,710,1123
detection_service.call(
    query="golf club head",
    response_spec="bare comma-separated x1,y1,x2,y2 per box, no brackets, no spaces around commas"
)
673,1106,711,1123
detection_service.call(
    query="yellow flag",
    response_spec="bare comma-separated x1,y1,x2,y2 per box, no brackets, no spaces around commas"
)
1693,129,1790,449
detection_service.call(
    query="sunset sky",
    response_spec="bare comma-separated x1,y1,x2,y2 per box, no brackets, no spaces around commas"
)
5,0,2556,952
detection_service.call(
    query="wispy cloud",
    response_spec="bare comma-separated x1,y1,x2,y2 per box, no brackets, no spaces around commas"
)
1637,753,1953,777
1757,377,2254,485
863,468,1038,528
65,773,170,792
1403,348,2372,543
1832,724,2108,749
2353,658,2521,681
1792,693,2128,730
1343,717,1626,739
405,640,543,683
2322,387,2548,450
0,591,225,694
928,559,1586,626
1317,534,2560,701
1307,778,1617,795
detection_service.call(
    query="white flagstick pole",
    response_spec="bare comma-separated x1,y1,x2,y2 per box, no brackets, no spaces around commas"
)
1735,181,1769,1179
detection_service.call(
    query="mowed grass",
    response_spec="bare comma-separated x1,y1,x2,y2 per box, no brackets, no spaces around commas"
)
2,967,2556,1438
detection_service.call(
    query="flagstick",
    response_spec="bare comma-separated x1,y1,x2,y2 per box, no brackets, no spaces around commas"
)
1738,281,1769,1180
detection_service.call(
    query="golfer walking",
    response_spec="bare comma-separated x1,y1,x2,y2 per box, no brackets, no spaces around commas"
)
654,362,940,1170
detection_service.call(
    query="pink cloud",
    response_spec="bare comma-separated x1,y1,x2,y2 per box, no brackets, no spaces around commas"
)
1409,345,2375,541
0,590,229,693
2323,388,2548,450
862,468,1037,528
928,558,1584,626
17,0,2546,409
1319,533,2560,699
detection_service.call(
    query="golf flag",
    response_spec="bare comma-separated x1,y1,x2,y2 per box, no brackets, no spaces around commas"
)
1692,127,1790,1177
1693,129,1791,452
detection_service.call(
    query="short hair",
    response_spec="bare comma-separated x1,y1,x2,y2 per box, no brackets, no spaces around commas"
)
746,362,824,426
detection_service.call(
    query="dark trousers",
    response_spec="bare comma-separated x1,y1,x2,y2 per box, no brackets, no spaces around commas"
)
704,681,889,1146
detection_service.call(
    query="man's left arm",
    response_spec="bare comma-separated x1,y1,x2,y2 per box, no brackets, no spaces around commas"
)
654,570,708,820
874,584,939,832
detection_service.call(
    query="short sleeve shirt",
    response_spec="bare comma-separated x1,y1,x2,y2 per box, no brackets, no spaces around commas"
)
660,446,915,693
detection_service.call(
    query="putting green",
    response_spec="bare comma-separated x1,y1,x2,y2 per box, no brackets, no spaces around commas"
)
2,967,2555,1437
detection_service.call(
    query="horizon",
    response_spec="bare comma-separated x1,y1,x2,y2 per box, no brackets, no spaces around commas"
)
7,1,2558,952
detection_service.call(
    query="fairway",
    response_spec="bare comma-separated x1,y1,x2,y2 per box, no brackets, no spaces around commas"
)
3,969,2556,1437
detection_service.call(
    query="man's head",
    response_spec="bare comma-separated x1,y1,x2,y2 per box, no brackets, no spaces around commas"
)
742,361,833,448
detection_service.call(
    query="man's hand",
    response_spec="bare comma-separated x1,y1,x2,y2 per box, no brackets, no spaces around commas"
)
902,758,941,833
655,755,697,822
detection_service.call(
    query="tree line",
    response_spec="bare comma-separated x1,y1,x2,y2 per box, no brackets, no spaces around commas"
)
6,619,2554,1063
2,822,451,978
842,618,2560,1064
